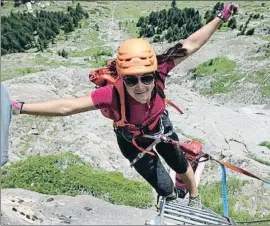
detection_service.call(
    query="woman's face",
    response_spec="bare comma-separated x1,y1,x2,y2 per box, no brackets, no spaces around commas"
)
123,73,155,103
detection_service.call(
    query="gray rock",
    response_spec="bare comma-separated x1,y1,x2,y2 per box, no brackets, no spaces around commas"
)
1,189,156,225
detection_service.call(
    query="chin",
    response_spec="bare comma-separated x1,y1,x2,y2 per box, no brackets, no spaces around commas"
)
134,96,148,103
137,99,147,104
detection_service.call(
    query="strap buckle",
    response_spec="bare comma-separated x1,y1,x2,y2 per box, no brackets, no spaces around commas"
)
130,152,145,167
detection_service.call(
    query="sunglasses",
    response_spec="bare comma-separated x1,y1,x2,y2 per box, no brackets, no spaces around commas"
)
123,73,155,87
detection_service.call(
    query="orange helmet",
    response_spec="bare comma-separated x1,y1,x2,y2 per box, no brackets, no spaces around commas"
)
116,38,157,76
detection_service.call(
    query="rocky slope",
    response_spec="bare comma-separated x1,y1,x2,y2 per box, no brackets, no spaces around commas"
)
1,188,157,225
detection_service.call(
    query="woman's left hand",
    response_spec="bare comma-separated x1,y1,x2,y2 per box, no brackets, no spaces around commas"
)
218,3,240,21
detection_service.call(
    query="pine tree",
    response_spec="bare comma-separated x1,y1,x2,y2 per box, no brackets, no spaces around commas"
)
153,35,160,43
63,19,75,33
171,0,176,8
245,28,254,36
37,38,44,52
61,49,68,58
228,17,237,29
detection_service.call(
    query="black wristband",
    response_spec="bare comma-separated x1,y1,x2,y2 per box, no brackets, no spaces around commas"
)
217,12,225,21
19,102,25,114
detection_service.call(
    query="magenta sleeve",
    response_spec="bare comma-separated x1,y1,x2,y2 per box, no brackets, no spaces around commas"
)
157,60,176,80
158,59,175,74
90,85,116,109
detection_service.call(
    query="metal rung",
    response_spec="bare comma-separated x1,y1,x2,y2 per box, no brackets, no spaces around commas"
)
164,208,229,225
151,198,234,225
166,201,225,218
164,213,206,225
165,202,228,221
165,206,228,224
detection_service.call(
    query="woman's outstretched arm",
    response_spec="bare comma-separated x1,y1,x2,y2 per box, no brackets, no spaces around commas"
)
174,3,239,66
12,95,96,117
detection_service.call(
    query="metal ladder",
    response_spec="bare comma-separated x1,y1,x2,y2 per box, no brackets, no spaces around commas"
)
146,198,237,225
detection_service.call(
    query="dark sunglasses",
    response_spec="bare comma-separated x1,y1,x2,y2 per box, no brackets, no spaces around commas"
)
123,73,155,87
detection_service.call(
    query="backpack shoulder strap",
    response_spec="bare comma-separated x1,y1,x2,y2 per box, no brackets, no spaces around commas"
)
113,78,128,127
112,83,130,122
155,71,184,115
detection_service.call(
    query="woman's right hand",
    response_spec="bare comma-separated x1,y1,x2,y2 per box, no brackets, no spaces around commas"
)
11,100,24,115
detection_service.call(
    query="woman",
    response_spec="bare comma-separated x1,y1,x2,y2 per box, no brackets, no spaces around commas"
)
11,3,239,208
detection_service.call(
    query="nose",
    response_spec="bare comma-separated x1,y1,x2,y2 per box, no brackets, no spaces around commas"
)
135,78,144,89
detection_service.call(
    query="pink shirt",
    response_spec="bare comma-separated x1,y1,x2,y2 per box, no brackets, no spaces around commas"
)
90,60,175,125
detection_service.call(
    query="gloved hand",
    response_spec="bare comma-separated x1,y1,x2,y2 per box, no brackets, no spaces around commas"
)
218,3,239,21
11,100,24,115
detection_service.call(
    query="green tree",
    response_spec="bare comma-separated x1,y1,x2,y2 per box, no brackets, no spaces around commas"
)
63,19,75,33
239,24,243,31
149,12,158,26
17,35,27,50
153,35,160,43
43,39,49,49
245,28,254,36
44,27,53,39
168,36,173,43
171,0,176,8
177,17,184,28
213,2,224,11
73,17,79,27
61,49,68,58
1,36,9,51
204,10,211,20
165,27,173,40
156,27,163,35
38,30,46,41
76,3,84,15
37,38,44,52
172,25,180,36
51,21,60,35
145,26,154,38
228,17,237,29
14,0,20,7
253,13,260,19
94,24,99,31
137,17,145,27
1,3,88,55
